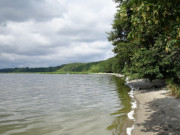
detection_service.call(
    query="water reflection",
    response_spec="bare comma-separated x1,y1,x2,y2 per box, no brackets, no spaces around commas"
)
107,76,131,135
0,74,132,135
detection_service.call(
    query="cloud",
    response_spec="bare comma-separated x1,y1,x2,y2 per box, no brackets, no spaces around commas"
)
0,0,66,23
0,0,116,68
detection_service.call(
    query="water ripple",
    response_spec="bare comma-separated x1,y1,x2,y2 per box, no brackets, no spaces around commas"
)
0,74,131,135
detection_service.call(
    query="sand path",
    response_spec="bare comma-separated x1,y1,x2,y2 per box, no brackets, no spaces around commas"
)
133,89,180,135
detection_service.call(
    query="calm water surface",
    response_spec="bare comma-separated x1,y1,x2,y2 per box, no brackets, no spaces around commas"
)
0,74,131,135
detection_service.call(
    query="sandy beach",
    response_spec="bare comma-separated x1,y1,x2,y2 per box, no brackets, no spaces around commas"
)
98,74,180,135
132,88,180,135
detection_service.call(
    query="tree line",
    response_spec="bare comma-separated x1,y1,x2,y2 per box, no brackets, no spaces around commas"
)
0,58,120,74
108,0,180,97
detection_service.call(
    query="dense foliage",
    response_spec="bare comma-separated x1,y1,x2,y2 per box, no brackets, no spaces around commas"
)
108,0,180,96
0,57,121,74
0,66,61,73
108,0,180,80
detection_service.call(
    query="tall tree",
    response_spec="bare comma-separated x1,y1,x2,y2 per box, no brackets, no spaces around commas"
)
108,0,180,81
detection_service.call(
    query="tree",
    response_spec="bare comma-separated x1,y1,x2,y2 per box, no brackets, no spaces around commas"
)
108,0,180,81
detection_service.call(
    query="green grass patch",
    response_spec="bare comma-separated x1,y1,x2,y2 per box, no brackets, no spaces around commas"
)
166,79,180,98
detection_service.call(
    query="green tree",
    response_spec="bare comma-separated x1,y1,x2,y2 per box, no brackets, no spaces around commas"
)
108,0,180,81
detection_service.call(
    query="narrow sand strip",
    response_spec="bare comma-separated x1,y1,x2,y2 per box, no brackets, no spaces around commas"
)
94,73,124,78
126,78,180,135
133,88,180,135
96,73,180,135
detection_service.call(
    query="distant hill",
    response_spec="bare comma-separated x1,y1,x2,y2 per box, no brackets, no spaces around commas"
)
0,57,122,74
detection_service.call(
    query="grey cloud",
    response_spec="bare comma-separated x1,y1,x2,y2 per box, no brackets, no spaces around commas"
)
0,49,108,68
58,23,107,42
0,0,66,23
0,0,116,69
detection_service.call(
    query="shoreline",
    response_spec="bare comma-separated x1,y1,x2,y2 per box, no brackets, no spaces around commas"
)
132,88,180,135
96,73,136,135
125,84,137,135
108,73,180,135
5,73,179,134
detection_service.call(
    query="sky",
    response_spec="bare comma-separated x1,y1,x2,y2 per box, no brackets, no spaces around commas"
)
0,0,116,69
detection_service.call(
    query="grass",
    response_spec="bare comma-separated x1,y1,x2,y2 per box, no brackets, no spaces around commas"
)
166,79,180,98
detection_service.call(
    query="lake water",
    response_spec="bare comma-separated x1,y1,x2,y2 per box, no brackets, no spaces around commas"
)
0,74,132,135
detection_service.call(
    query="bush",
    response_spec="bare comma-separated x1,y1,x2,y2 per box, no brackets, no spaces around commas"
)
166,79,180,98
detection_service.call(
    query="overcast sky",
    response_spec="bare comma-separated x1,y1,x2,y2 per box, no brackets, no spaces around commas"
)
0,0,116,69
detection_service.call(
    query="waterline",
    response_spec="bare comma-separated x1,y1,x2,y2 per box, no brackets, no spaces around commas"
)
125,80,138,135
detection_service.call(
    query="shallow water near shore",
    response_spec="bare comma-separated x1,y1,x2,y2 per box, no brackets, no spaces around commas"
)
0,74,132,135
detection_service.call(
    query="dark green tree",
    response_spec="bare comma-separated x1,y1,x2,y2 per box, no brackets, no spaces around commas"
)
108,0,180,81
